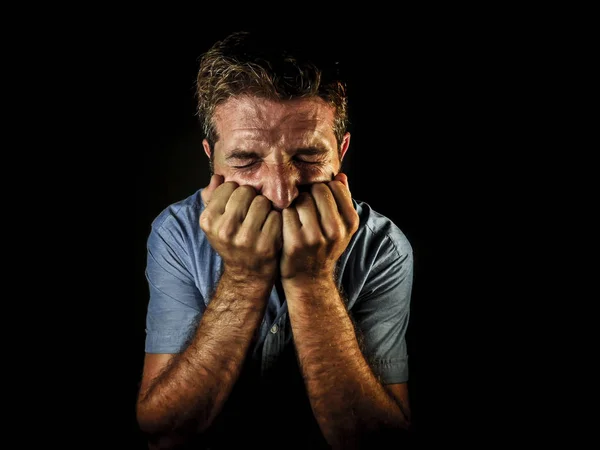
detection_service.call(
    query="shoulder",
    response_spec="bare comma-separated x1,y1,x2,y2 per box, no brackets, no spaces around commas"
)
352,199,413,261
150,189,204,238
338,199,413,308
146,190,207,256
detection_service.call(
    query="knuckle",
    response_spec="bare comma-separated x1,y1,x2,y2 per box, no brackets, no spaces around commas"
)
269,209,281,223
330,180,344,192
199,211,213,231
218,181,239,197
286,239,303,255
325,225,342,241
257,242,275,259
217,220,237,241
311,183,327,193
234,230,253,250
237,184,256,197
223,181,239,190
314,183,333,199
305,234,324,249
253,194,271,210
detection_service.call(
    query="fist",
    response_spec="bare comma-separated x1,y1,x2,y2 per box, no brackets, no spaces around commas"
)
200,175,283,281
280,173,359,282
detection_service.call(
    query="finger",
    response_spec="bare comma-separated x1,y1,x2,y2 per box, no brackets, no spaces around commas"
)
225,185,257,222
333,172,350,191
328,180,357,227
282,206,302,234
294,192,321,232
206,181,238,215
261,209,283,248
201,174,225,206
242,195,273,232
310,183,340,233
329,172,352,205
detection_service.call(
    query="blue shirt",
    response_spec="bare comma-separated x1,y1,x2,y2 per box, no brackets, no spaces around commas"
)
145,188,414,385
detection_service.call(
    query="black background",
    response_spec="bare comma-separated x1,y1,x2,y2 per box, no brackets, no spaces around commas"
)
129,19,519,447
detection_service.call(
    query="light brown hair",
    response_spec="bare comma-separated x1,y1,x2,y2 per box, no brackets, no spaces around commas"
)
196,31,349,153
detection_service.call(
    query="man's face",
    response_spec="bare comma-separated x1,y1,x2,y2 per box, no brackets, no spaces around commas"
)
203,96,350,211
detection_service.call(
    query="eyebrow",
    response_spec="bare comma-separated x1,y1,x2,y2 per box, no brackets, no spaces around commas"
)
225,146,330,160
225,150,261,161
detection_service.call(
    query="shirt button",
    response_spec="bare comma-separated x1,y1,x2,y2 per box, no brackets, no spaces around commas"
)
270,324,279,334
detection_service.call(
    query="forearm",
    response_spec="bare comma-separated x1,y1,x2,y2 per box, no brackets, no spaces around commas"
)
137,271,272,438
285,278,409,449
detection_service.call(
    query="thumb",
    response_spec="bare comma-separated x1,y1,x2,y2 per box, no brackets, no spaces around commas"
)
201,174,224,207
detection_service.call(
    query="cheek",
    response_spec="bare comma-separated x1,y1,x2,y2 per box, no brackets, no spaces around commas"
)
298,164,335,184
224,173,259,188
219,166,267,191
212,160,252,185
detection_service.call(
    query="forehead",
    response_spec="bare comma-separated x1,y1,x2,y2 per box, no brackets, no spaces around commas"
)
212,96,337,148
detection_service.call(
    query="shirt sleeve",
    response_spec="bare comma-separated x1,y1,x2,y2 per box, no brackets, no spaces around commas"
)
144,223,205,354
350,233,414,384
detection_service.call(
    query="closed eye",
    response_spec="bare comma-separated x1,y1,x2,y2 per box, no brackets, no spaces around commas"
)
231,161,259,169
226,150,261,169
232,159,322,169
295,158,321,165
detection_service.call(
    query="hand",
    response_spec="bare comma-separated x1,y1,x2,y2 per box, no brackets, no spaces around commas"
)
200,174,225,207
200,175,283,282
280,173,359,283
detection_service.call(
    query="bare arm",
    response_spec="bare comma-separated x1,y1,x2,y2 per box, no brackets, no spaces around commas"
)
137,176,282,447
281,175,411,448
136,273,272,444
284,279,411,449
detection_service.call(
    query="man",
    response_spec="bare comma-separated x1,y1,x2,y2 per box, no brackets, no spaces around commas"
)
137,30,414,449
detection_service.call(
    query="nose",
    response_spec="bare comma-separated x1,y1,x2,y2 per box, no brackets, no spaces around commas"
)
261,165,299,211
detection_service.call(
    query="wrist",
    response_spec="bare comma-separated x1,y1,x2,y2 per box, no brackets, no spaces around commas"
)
220,267,276,294
281,275,337,299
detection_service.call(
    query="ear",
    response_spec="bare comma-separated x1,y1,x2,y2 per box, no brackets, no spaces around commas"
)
202,139,212,159
340,132,351,162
